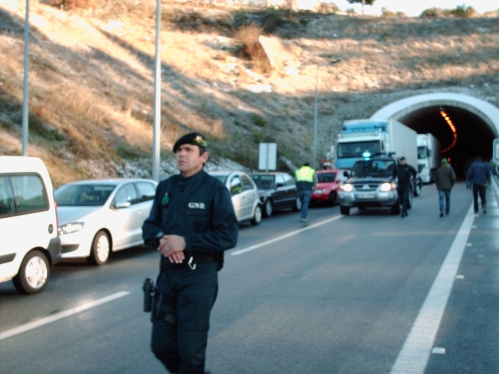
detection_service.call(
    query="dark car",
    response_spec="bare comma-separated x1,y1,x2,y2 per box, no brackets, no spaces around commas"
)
249,172,301,217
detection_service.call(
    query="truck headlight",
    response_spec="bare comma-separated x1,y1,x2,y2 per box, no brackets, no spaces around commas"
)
59,222,85,236
341,183,353,192
380,183,396,192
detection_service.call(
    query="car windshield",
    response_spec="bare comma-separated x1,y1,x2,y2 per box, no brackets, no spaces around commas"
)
250,175,275,189
55,184,117,206
317,173,336,183
350,160,395,178
211,175,228,184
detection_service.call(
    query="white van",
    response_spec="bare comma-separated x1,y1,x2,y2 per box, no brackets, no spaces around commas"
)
0,156,61,294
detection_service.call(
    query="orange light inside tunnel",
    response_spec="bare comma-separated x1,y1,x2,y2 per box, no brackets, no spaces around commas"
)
440,110,457,153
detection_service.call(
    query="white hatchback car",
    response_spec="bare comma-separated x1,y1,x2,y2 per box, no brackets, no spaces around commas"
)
0,156,61,294
209,171,262,225
54,179,157,265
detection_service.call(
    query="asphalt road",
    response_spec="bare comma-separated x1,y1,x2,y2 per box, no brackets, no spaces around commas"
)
1,181,498,374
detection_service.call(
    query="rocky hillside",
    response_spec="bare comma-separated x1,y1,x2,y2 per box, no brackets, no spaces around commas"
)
0,1,498,186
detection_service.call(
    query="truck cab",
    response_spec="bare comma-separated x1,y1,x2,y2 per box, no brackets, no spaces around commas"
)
338,156,421,215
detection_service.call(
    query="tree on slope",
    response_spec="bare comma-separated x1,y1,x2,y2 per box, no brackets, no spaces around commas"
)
347,0,376,14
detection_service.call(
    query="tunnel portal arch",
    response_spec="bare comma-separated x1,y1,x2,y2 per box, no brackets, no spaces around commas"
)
370,93,499,174
370,93,499,137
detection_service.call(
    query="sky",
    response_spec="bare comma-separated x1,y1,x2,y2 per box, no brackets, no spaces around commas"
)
336,1,498,17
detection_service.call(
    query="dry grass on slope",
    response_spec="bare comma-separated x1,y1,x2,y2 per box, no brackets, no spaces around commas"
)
0,1,498,187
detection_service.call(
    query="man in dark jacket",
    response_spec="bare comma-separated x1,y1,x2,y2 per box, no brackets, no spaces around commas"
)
393,156,417,217
468,156,491,215
142,132,239,374
435,158,456,217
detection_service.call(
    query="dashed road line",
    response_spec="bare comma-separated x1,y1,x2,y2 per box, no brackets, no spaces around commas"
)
0,291,130,342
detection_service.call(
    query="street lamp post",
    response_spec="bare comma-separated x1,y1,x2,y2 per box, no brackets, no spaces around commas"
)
312,59,340,170
22,0,30,156
152,0,162,181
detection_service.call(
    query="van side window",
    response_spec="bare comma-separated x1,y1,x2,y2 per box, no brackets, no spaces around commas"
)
0,176,15,216
8,175,48,214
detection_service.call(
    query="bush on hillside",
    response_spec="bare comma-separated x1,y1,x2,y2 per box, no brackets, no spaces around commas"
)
421,5,476,18
48,0,95,10
450,5,476,17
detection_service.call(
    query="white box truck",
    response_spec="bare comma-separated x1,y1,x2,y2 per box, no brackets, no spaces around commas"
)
336,119,418,170
417,133,441,183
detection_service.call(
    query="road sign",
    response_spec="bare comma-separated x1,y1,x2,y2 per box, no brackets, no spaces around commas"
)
494,138,499,162
258,143,277,172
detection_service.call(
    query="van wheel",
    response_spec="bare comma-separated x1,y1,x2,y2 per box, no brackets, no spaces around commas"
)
251,205,262,226
88,231,110,266
263,199,273,218
340,206,350,215
13,250,50,294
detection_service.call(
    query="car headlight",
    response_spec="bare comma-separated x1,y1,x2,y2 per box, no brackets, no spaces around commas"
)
340,183,353,192
380,183,396,192
314,189,326,194
59,222,85,236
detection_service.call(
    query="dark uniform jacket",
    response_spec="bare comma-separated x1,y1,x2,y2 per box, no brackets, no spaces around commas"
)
142,169,238,270
468,161,491,186
393,163,417,185
435,165,456,191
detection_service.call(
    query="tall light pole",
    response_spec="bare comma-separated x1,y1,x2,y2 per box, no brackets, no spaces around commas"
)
312,59,340,170
21,0,30,156
152,0,162,181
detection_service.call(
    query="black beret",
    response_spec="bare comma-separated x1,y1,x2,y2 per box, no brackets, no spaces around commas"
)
173,132,208,153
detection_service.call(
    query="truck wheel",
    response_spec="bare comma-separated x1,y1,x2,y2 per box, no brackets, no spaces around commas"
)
340,206,350,215
13,250,50,294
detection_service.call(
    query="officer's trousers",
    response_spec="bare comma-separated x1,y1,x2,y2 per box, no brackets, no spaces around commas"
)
397,183,410,214
151,261,218,374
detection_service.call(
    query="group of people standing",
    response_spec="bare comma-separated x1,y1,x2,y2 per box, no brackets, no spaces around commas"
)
436,156,491,216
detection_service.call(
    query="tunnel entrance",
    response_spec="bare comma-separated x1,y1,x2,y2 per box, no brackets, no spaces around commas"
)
371,93,499,178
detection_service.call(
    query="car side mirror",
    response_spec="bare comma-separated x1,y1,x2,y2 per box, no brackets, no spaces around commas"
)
115,201,131,209
343,171,349,177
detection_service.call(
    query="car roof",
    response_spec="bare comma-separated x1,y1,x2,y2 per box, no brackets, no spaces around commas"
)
60,178,157,186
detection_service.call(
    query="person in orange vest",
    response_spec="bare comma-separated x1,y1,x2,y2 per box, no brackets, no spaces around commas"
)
295,162,318,222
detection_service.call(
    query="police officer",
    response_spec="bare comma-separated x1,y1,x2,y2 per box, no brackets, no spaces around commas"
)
295,162,317,222
393,156,417,218
142,132,239,374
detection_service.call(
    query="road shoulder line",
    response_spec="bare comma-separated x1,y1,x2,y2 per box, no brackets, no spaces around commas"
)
390,204,475,374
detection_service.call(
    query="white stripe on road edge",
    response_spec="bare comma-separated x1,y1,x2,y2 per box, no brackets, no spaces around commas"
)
0,291,130,342
231,215,343,256
390,204,475,374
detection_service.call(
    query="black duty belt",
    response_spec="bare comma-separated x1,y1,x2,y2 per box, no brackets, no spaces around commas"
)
160,253,216,270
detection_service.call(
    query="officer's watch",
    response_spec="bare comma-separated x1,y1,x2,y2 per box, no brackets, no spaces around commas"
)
155,231,164,248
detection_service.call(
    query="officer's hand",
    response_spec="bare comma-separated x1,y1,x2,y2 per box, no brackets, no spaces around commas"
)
167,251,185,264
158,235,186,260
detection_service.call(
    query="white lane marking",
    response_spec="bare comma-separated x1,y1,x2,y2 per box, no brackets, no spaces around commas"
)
231,215,343,256
390,204,475,374
0,291,130,342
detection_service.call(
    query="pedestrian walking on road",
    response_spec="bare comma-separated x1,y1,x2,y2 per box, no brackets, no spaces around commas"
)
393,156,417,218
468,156,491,215
435,158,456,217
463,158,473,189
142,132,239,374
295,162,317,222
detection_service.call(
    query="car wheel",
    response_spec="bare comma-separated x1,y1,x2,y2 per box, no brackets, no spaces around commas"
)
340,206,350,215
88,230,111,266
292,197,302,212
263,199,273,218
328,191,337,206
13,250,50,294
250,205,262,226
408,191,413,209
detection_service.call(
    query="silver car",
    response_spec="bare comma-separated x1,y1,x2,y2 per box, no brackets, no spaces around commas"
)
54,179,157,265
209,171,262,225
